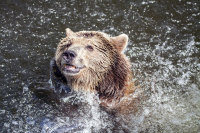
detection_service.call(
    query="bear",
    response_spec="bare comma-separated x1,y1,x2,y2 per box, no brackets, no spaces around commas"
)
50,28,136,110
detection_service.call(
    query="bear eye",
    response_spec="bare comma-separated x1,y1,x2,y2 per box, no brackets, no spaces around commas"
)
66,43,71,48
86,45,93,51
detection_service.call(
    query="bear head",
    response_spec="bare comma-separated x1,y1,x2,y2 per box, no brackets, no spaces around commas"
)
55,28,131,105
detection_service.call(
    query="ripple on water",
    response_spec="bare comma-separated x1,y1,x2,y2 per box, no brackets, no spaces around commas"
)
0,0,200,132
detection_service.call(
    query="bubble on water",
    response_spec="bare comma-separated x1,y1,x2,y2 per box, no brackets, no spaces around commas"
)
27,117,36,125
23,86,29,93
0,110,6,115
12,121,18,125
4,123,10,128
40,117,85,132
177,71,191,85
141,2,147,5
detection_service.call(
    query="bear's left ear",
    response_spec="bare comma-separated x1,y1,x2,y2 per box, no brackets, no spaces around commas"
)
111,34,128,53
65,28,74,36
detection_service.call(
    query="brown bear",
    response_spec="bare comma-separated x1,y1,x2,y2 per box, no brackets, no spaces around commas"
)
51,28,136,110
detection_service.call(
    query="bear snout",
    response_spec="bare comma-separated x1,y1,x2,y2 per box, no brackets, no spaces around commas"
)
63,50,77,63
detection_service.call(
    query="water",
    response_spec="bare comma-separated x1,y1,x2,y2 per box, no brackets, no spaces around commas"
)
0,0,200,132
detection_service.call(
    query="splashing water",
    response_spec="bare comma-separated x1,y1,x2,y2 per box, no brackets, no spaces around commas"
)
40,91,114,133
122,37,200,132
40,38,200,133
1,0,200,132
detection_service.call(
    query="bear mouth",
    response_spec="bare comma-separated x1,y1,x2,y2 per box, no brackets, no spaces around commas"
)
63,64,85,74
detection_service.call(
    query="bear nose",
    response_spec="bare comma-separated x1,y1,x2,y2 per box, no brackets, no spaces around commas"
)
63,50,77,62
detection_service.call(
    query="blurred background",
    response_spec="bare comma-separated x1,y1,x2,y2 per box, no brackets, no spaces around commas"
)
0,0,200,132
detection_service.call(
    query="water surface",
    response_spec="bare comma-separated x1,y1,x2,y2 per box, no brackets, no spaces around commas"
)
0,0,200,132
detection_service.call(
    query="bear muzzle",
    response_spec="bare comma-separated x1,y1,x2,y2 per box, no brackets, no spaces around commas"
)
62,50,85,75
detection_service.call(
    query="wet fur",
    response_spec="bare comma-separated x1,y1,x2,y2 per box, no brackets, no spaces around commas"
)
53,28,136,109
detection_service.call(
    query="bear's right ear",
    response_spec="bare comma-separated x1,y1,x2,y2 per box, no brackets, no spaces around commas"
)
65,28,74,36
111,34,128,53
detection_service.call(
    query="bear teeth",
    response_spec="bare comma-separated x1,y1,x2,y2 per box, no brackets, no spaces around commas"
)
64,64,76,69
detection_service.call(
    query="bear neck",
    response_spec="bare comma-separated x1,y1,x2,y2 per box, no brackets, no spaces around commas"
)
65,70,103,92
96,54,131,106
